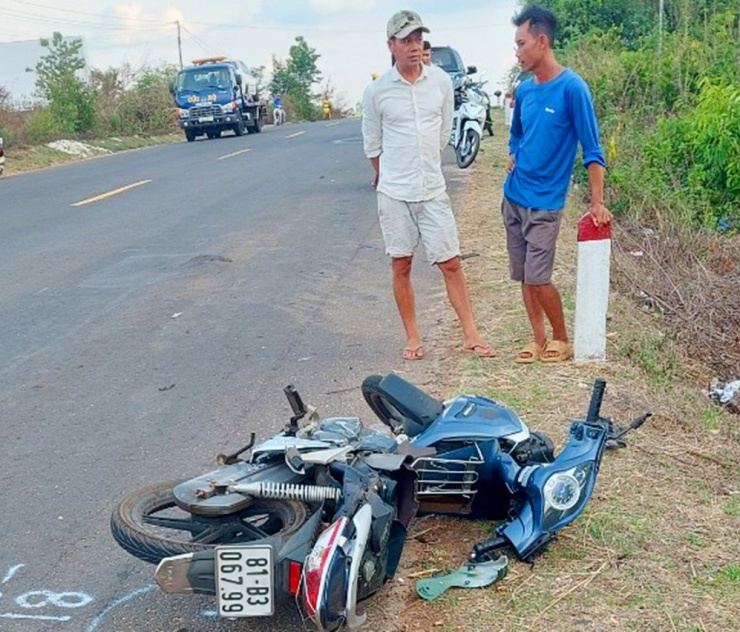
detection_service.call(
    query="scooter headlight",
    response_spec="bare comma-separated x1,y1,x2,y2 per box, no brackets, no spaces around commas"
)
543,472,580,511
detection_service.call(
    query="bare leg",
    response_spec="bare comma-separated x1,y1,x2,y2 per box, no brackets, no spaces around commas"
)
391,257,422,352
437,257,493,353
522,282,568,345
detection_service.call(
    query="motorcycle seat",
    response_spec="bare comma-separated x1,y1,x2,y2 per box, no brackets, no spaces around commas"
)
364,374,444,437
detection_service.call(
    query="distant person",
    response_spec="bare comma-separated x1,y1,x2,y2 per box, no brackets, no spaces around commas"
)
503,5,612,364
362,10,494,361
422,40,432,65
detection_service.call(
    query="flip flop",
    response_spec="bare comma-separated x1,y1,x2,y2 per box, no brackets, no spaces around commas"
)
402,346,425,361
541,339,573,363
463,343,496,358
515,340,546,364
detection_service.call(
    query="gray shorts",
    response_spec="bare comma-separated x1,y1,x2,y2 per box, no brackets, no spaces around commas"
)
377,191,460,264
502,196,563,284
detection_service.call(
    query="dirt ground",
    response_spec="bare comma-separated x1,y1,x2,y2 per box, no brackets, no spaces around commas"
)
362,131,740,632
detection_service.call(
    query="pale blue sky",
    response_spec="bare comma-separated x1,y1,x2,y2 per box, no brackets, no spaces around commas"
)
0,0,520,105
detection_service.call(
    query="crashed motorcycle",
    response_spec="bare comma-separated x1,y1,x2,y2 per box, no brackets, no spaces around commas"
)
111,375,646,630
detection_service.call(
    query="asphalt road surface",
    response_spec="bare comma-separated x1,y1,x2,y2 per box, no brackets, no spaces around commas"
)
0,120,471,631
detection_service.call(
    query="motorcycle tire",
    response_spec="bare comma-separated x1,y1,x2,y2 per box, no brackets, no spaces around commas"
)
111,480,308,565
456,128,480,169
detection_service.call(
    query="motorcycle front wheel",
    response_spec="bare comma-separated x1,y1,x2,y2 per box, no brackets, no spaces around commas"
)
111,480,308,564
456,128,481,169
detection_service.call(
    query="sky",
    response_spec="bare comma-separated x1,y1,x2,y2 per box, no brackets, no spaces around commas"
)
0,0,520,106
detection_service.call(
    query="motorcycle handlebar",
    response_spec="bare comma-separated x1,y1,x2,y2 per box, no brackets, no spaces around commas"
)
586,378,606,422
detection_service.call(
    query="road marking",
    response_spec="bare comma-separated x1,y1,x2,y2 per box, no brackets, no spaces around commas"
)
285,131,306,139
325,122,340,127
218,148,252,160
2,565,23,584
71,180,151,207
84,584,156,632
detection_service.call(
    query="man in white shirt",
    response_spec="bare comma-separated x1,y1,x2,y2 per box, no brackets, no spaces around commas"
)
362,10,494,361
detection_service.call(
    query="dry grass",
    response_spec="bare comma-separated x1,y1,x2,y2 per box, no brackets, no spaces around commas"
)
365,133,740,631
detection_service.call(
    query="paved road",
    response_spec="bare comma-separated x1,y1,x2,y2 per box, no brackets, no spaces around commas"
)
0,121,469,631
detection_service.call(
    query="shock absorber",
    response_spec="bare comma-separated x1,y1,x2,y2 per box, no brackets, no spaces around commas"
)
229,481,341,503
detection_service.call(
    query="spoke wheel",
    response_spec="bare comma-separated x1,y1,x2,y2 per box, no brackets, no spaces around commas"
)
111,480,307,564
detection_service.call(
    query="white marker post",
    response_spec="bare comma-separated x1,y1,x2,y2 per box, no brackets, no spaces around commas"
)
574,213,612,362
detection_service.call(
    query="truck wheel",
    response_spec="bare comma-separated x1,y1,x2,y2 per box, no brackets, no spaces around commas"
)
234,118,245,137
185,130,196,142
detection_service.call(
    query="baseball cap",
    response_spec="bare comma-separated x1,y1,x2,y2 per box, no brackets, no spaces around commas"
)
386,10,429,39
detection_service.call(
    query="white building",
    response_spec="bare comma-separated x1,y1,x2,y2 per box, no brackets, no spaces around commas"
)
0,36,88,107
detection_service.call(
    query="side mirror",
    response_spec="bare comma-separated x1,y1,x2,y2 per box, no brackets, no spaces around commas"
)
169,81,175,95
235,73,242,85
494,90,502,98
466,65,477,75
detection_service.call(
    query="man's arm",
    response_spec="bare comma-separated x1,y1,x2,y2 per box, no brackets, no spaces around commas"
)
361,84,382,187
586,162,612,227
506,93,523,173
569,80,612,227
440,74,454,152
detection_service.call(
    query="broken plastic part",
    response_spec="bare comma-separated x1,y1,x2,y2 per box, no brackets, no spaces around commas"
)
415,556,508,601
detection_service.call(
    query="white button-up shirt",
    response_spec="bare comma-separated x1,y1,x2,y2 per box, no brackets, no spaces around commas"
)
362,63,454,202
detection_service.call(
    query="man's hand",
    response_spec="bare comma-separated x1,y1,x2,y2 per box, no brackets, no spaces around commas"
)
371,172,379,189
589,201,613,227
505,154,515,173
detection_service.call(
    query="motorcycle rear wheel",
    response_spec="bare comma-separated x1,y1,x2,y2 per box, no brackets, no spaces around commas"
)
111,480,308,564
456,128,481,169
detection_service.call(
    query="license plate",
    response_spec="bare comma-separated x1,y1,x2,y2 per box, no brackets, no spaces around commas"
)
198,116,214,123
215,545,274,617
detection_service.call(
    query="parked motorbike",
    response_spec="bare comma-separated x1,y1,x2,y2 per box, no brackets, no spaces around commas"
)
0,136,5,176
450,74,488,169
111,375,646,630
470,80,494,137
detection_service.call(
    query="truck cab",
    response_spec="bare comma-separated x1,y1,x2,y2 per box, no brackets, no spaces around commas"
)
173,57,267,142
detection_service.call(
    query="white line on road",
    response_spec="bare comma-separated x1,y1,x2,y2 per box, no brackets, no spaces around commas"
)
285,131,306,139
1,613,72,621
71,180,151,207
218,148,252,160
324,122,341,127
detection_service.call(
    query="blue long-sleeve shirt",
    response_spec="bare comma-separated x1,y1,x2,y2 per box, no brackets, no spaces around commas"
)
504,69,605,211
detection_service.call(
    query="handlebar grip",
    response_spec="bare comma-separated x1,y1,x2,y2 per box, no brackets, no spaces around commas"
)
471,536,507,560
586,378,606,422
284,384,306,417
631,412,652,430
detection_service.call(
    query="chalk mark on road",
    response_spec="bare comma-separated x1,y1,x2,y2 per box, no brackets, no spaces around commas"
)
285,131,306,139
71,180,152,207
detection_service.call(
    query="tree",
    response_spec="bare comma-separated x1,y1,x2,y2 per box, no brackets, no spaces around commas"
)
35,32,96,134
269,36,322,120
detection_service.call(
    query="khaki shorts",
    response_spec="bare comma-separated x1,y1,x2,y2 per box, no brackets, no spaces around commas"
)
502,196,562,284
377,191,460,264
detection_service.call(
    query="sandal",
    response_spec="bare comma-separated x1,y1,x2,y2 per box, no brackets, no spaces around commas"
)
515,340,546,364
541,340,573,363
402,346,425,361
463,343,496,358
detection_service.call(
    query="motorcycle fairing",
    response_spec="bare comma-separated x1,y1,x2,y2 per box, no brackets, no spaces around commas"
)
411,395,529,447
496,421,608,559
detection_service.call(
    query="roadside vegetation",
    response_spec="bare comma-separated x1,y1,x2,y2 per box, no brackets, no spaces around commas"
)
0,31,346,173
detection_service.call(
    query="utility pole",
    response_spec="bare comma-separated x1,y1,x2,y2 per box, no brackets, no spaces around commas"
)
658,0,664,55
176,20,183,69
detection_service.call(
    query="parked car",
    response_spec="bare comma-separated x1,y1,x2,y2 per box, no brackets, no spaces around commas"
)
430,45,477,78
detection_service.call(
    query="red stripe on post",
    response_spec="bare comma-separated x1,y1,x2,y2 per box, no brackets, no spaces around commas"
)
578,213,612,242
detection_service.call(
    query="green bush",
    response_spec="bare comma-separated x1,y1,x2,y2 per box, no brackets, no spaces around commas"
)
24,108,60,144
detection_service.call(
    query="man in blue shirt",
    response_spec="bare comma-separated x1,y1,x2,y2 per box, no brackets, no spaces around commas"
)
503,5,612,363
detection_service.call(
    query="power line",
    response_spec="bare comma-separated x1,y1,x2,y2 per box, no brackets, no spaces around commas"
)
5,0,166,23
0,7,168,31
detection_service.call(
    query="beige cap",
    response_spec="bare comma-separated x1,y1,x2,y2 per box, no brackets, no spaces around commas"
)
386,10,429,39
